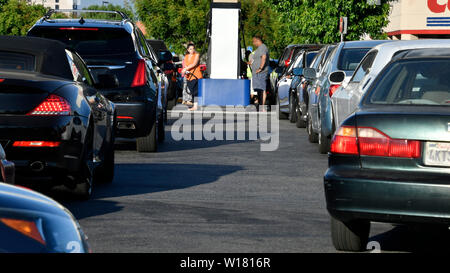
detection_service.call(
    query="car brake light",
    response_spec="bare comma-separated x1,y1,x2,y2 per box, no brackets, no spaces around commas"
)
330,126,421,158
131,59,147,87
0,218,46,245
328,84,341,97
13,141,61,147
117,116,133,120
0,79,4,83
284,60,290,67
27,95,70,116
59,27,98,31
330,126,358,155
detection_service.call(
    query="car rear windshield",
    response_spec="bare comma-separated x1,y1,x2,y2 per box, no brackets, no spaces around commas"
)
337,48,370,71
366,59,450,106
28,27,135,56
0,51,35,71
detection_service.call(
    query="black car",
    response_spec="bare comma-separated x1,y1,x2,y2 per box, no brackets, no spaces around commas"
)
0,145,90,253
0,36,116,199
28,9,169,152
325,48,450,252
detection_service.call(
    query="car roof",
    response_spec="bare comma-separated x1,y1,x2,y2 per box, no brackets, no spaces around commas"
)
341,40,391,49
361,39,450,80
32,18,135,32
0,36,73,80
147,39,168,52
396,47,450,59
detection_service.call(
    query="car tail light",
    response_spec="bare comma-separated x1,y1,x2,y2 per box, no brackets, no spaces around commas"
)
330,126,358,155
328,84,341,97
330,126,421,158
0,79,4,83
0,218,46,245
13,141,61,147
27,95,70,116
131,59,147,87
284,60,290,67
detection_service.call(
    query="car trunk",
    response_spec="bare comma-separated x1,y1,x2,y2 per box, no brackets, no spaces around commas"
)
83,53,138,89
355,106,450,171
0,76,63,115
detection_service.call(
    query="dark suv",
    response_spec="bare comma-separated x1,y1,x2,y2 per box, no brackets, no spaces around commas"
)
28,10,169,152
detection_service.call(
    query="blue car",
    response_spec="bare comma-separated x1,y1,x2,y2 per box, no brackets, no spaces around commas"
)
307,40,390,154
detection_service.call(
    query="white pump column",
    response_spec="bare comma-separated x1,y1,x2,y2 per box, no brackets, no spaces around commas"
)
209,0,241,79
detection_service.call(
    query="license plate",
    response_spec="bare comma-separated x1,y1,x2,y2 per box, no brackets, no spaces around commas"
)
424,142,450,167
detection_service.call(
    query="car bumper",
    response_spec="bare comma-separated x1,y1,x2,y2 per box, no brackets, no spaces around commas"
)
0,115,89,177
115,102,155,138
324,164,450,225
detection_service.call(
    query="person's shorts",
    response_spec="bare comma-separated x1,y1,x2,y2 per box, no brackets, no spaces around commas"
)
252,71,268,91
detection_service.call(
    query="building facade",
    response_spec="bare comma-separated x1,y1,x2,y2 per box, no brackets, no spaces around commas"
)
386,0,450,40
28,0,79,10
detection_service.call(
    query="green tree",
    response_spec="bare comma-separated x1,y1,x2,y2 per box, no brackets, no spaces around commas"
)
266,0,393,44
135,0,210,54
82,2,136,21
0,0,46,36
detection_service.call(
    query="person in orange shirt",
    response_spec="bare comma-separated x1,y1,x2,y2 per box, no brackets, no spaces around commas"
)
182,43,203,111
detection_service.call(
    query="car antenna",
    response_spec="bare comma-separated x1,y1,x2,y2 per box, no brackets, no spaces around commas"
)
79,17,85,25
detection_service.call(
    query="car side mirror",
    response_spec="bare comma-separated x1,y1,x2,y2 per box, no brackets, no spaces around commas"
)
293,67,304,76
0,144,15,185
95,74,119,89
159,50,173,63
303,68,317,79
329,71,346,85
275,66,284,74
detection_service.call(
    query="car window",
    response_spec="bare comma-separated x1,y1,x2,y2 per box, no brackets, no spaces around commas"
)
351,51,378,82
337,48,371,71
310,49,325,69
306,52,318,67
66,50,94,86
0,51,35,71
29,27,135,56
367,59,450,106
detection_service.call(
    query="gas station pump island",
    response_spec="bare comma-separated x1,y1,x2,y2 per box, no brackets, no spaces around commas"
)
199,0,250,107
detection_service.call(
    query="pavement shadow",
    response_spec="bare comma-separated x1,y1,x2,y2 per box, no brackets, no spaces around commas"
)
369,224,450,253
114,137,255,153
51,163,243,219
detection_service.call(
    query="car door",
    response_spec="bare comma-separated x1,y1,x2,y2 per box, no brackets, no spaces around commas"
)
335,50,378,128
67,50,112,158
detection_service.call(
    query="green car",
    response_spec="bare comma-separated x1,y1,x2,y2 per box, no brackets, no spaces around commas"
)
324,48,450,252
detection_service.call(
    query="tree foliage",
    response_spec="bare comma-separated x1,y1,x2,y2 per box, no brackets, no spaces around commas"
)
0,0,46,36
266,0,393,44
82,2,136,21
135,0,210,54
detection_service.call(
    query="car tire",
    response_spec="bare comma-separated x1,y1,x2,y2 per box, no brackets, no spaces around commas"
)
288,92,297,123
318,127,331,154
277,95,288,120
136,118,157,153
158,113,165,143
296,105,306,128
307,116,318,143
94,115,116,184
331,216,370,252
73,126,94,200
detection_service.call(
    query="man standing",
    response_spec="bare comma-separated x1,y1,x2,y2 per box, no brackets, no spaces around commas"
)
250,36,270,110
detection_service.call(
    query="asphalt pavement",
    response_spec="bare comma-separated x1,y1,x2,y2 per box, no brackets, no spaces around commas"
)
43,110,450,253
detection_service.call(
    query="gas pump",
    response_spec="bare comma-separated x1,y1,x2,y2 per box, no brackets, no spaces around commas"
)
199,0,250,106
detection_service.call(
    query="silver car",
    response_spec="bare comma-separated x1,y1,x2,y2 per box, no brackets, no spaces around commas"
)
332,39,450,129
